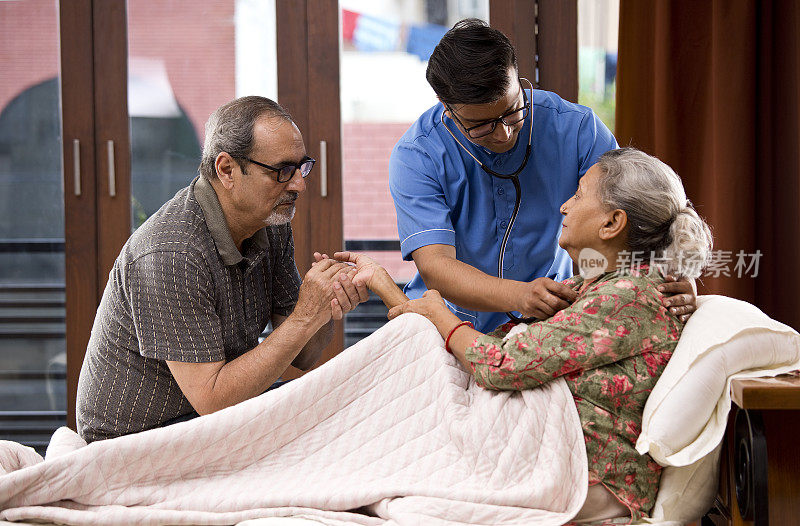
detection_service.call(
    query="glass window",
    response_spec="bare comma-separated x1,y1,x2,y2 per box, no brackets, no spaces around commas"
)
340,0,489,287
339,0,489,346
578,0,619,133
127,0,278,230
0,0,66,452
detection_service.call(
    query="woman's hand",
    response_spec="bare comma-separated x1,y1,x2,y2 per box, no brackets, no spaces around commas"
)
315,251,381,289
658,276,697,323
334,251,382,289
388,289,451,322
390,290,477,368
315,250,410,310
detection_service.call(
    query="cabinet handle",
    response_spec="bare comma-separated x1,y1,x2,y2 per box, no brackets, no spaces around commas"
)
319,140,327,198
72,139,81,196
107,140,116,197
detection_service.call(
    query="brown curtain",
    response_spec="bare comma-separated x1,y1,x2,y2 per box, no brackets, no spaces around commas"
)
616,0,800,330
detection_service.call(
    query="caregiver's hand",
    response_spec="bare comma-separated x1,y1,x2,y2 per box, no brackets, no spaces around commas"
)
657,276,697,323
517,277,578,320
388,289,453,324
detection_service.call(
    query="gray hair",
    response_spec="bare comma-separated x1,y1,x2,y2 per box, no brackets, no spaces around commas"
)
596,148,713,279
199,96,293,181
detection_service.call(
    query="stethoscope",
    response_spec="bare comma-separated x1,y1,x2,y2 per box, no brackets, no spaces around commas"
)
440,78,537,323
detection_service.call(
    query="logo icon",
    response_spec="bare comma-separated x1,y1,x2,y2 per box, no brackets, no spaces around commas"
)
578,248,608,279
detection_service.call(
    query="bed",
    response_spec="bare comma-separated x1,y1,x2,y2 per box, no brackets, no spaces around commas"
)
0,295,798,526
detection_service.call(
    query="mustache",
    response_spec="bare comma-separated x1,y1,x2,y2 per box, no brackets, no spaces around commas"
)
277,193,298,206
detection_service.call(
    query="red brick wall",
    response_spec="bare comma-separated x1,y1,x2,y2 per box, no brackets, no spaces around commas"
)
0,1,233,140
342,122,409,239
126,1,235,141
0,2,59,115
342,122,418,282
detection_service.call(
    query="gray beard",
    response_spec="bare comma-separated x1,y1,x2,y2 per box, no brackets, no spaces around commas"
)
265,204,296,226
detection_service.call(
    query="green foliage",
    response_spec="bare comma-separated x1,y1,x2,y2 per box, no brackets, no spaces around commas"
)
579,81,616,133
131,196,149,230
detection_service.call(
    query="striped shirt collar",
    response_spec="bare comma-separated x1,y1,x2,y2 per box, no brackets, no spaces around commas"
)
193,175,268,266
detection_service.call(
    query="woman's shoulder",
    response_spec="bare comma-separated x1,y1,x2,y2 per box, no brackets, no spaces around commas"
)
584,267,666,305
561,275,583,289
550,269,677,336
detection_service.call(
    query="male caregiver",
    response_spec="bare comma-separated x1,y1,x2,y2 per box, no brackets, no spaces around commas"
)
389,19,696,333
77,96,367,442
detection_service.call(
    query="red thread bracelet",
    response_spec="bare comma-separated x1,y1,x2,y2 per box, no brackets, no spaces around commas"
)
445,321,474,354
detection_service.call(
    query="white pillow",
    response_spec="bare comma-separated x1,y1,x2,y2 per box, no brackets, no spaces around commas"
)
642,443,722,524
637,295,800,467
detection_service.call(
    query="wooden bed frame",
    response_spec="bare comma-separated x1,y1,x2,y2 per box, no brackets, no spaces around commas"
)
702,374,800,526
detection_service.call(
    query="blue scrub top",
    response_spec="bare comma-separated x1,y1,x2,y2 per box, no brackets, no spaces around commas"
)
389,89,618,333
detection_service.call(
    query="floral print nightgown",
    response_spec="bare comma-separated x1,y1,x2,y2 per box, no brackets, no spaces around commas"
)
465,268,682,522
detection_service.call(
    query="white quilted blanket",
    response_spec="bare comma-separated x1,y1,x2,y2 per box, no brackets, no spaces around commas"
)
0,313,588,526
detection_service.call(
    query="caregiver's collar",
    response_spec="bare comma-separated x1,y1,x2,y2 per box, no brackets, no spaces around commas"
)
193,175,268,266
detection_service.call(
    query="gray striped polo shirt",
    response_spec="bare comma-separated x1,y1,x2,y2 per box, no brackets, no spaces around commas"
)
76,176,301,442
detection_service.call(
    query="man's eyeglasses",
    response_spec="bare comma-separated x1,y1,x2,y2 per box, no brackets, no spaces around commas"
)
245,156,316,183
445,80,530,139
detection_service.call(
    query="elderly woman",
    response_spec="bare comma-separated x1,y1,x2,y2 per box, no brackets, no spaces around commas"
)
325,148,712,523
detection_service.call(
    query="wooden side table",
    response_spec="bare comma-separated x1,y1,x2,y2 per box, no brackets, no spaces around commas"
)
705,374,800,526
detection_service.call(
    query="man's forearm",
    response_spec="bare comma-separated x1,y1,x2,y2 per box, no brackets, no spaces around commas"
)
292,318,333,370
199,313,324,413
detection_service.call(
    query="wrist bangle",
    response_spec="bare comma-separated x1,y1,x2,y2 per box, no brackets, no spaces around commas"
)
445,321,474,354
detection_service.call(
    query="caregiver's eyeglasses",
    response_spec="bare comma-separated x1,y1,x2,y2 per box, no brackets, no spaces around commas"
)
444,79,530,139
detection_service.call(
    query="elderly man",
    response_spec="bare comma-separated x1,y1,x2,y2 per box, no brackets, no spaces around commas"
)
77,96,366,442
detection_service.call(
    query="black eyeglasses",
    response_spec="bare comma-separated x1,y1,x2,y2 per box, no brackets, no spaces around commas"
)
245,156,316,183
440,78,533,180
445,80,530,139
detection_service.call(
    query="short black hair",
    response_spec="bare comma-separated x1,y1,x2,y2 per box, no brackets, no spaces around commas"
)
426,18,518,105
